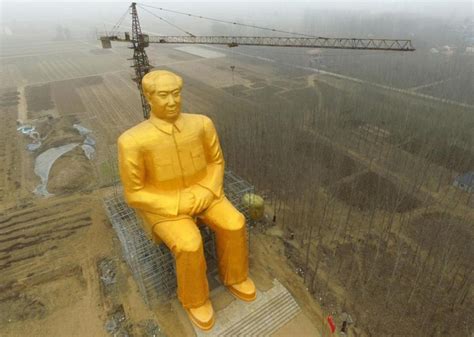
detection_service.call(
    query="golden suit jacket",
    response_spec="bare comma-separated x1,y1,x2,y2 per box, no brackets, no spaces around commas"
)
117,113,224,240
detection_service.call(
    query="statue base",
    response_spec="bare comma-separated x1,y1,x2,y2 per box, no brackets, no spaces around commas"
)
190,278,302,336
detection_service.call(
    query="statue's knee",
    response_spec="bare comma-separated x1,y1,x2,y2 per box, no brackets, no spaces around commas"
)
176,235,202,253
226,212,246,231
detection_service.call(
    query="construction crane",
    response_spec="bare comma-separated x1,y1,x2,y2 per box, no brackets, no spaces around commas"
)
100,2,415,119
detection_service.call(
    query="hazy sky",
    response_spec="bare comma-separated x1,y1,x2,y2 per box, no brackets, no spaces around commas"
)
1,1,472,38
2,0,472,11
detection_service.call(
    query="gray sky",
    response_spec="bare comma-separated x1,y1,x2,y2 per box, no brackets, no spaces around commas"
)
1,1,472,38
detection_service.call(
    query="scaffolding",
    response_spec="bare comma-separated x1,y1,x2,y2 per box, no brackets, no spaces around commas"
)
104,170,254,305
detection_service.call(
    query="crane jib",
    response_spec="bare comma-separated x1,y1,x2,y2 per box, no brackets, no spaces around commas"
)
154,36,415,51
105,35,415,51
152,36,415,51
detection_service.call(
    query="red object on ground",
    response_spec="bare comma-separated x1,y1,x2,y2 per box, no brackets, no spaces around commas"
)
327,315,336,333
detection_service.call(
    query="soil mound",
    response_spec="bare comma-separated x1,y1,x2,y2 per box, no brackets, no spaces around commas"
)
47,148,95,194
334,171,420,212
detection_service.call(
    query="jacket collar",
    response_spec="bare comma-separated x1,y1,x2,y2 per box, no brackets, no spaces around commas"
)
149,114,184,135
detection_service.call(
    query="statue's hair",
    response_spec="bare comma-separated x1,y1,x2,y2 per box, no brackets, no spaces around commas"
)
142,70,183,97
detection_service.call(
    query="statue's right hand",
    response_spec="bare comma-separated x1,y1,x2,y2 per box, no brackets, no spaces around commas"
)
178,190,195,215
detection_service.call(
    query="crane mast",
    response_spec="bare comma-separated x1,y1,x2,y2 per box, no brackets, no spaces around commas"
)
129,2,151,118
102,2,415,119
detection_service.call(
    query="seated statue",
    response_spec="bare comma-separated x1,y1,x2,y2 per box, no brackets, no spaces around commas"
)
117,70,256,330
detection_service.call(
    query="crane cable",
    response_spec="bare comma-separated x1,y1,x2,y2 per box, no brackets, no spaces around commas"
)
138,3,318,38
138,5,196,37
109,5,131,36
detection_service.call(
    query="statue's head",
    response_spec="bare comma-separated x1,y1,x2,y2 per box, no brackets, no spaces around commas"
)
142,70,183,122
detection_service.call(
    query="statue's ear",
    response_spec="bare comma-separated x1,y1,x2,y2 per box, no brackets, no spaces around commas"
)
143,90,151,104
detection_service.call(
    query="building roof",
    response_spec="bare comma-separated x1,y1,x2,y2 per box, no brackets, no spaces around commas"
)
455,171,474,187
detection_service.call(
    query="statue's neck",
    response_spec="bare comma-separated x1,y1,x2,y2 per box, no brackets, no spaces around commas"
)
149,114,179,124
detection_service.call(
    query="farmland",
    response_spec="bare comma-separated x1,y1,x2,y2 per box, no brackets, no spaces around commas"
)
0,27,473,337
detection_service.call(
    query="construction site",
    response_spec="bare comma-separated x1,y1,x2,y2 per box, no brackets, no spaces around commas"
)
1,1,473,337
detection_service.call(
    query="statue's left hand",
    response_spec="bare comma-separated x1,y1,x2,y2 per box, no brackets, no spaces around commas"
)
190,185,214,215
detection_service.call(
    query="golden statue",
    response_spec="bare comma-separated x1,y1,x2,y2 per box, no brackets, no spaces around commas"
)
118,70,256,330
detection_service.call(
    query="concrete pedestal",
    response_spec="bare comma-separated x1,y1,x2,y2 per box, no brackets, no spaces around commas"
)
192,279,305,337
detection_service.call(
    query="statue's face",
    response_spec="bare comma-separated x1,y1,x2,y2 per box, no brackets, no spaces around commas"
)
147,75,182,122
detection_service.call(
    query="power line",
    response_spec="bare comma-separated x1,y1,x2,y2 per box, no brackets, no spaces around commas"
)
138,3,318,38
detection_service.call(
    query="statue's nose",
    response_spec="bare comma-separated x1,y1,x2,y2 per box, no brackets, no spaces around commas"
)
167,95,176,106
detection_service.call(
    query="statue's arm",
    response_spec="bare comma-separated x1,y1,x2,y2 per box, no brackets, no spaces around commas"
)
198,116,225,198
118,133,178,216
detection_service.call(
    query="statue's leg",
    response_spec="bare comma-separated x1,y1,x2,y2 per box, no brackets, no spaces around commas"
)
153,218,209,308
200,197,248,285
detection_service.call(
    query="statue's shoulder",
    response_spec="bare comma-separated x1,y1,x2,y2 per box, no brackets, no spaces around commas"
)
182,113,213,124
117,120,153,147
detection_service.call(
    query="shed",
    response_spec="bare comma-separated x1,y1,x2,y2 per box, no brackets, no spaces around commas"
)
453,171,474,193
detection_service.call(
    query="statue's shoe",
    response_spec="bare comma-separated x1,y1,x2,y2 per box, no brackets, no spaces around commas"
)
185,299,215,331
227,278,257,302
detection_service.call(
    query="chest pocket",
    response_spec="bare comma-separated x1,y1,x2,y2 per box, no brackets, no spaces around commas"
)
153,157,175,182
191,147,207,172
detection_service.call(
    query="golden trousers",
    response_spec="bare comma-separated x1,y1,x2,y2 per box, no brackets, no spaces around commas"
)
153,197,249,308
